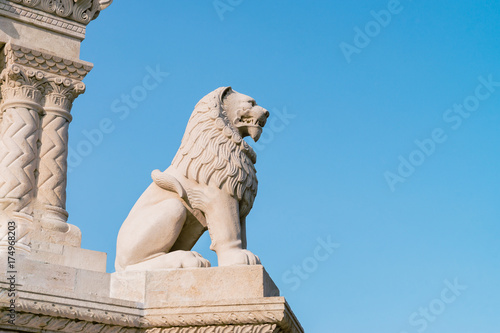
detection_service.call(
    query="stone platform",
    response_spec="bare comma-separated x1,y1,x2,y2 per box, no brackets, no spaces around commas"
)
0,251,303,333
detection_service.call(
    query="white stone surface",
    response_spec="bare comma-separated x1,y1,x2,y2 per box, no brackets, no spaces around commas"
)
110,265,279,305
30,240,107,272
0,257,302,332
0,255,109,296
0,16,82,58
116,87,270,271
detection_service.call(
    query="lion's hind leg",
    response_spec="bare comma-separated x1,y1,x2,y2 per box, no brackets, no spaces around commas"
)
116,192,210,271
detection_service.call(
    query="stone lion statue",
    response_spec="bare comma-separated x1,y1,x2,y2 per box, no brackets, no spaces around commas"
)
115,87,269,271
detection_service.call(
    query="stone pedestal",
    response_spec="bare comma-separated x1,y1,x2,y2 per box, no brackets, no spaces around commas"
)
111,265,280,304
0,255,303,332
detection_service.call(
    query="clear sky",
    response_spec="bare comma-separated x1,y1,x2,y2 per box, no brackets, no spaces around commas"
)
67,1,499,332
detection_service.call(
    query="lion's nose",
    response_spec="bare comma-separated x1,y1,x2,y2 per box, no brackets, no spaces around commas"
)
257,108,269,119
257,109,269,127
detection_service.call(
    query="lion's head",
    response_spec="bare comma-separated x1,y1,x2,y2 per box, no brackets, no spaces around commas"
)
171,87,269,218
222,89,269,142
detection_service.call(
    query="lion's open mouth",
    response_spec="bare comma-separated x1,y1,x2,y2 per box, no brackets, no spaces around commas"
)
239,116,265,128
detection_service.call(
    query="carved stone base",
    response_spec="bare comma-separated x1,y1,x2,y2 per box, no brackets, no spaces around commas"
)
111,265,280,304
29,223,83,248
0,256,303,333
29,239,106,272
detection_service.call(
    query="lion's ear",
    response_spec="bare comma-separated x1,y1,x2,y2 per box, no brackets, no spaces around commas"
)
221,86,233,101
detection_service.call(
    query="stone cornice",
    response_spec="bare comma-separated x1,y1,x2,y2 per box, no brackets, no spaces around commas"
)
0,0,87,39
1,0,111,24
3,43,93,81
0,287,145,331
144,298,302,332
0,286,303,333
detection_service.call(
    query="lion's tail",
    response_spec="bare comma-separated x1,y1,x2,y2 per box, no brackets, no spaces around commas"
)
151,170,187,199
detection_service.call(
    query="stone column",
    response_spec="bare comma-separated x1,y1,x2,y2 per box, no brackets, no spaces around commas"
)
0,0,110,258
37,78,85,233
0,64,44,255
0,43,92,252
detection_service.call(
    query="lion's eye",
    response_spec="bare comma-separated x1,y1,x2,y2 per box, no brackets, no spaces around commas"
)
250,100,256,107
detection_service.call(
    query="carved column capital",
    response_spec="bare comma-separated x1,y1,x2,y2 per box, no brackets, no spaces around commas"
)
0,64,45,113
0,43,92,115
42,77,86,121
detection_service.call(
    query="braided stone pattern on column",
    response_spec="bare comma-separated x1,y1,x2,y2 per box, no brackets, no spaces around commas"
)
0,107,39,213
37,113,69,211
0,107,39,250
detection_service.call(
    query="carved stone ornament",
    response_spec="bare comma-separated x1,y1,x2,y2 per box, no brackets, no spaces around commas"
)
0,284,302,332
6,0,112,24
2,43,93,81
116,87,270,271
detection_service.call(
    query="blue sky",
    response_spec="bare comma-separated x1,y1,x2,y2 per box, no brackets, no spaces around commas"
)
67,1,499,332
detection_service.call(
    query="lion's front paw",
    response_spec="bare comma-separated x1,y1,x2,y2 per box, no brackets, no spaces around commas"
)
123,250,211,271
170,250,211,268
217,249,261,266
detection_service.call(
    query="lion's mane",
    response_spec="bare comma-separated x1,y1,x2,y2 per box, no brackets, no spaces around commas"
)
171,87,258,218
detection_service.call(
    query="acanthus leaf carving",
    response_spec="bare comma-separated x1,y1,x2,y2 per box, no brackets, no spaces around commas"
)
43,76,86,114
0,64,45,108
0,62,85,115
9,0,109,24
71,0,99,24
